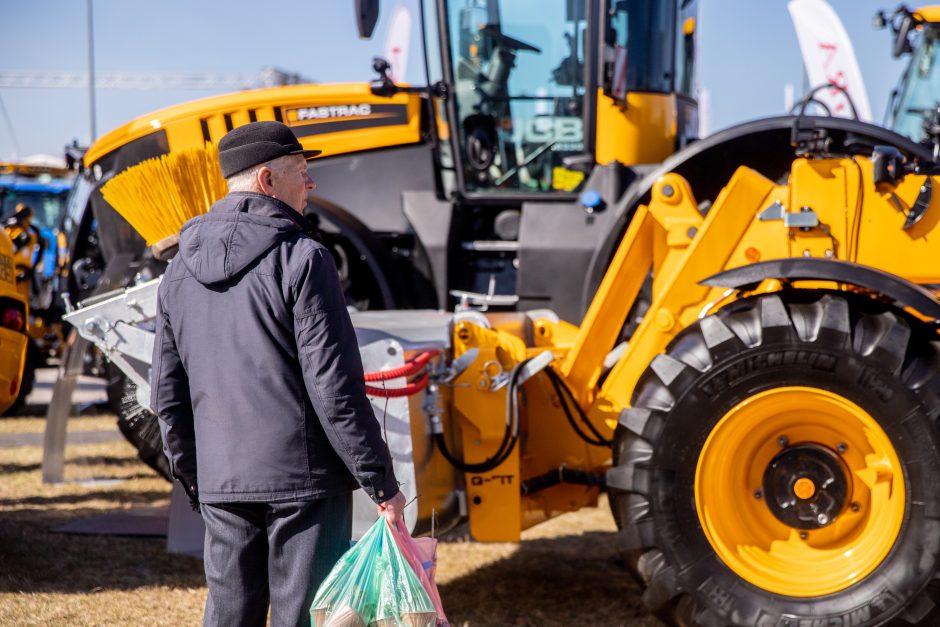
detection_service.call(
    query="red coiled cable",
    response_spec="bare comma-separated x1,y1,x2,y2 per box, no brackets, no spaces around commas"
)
365,371,430,398
363,351,435,382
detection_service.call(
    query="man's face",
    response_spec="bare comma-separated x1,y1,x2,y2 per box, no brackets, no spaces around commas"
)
268,155,315,213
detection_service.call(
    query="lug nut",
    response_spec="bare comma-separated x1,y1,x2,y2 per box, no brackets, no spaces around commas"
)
837,442,847,453
817,513,829,525
850,502,860,512
777,435,789,448
800,531,808,540
754,490,763,500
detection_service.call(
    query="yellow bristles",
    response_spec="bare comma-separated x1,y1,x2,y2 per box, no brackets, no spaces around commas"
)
101,143,227,246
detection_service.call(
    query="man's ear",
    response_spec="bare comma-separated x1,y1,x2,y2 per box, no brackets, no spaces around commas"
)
257,166,275,195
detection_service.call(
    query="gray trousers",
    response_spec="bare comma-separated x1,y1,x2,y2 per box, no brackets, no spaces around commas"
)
200,493,353,627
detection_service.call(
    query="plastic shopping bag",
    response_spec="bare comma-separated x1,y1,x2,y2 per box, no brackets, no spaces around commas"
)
389,521,448,626
310,517,438,627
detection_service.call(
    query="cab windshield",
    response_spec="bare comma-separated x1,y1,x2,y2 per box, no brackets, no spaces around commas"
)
446,0,588,192
891,27,940,142
0,178,72,230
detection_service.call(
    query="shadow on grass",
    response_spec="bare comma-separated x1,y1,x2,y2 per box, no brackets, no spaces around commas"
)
0,461,41,474
0,466,160,484
12,401,115,418
0,507,205,593
0,458,164,479
437,531,655,627
0,515,650,622
71,454,153,468
8,404,49,417
0,489,169,507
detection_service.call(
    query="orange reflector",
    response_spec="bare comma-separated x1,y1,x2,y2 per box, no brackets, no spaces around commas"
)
793,477,816,500
745,247,761,262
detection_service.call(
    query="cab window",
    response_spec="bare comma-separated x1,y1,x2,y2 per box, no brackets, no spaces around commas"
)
447,0,588,192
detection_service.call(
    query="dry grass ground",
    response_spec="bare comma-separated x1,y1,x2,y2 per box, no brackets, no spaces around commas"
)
0,414,655,626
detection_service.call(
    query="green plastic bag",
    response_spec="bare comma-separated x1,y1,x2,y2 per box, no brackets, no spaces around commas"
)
310,518,438,627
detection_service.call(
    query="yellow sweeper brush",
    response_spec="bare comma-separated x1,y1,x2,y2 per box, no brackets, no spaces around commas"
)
100,143,228,247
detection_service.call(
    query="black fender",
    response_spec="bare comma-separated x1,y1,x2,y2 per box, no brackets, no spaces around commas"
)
702,258,940,323
305,195,408,309
580,115,936,315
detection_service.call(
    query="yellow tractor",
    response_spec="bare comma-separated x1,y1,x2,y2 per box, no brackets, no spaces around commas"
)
0,161,75,413
0,225,29,415
58,1,940,625
65,0,704,315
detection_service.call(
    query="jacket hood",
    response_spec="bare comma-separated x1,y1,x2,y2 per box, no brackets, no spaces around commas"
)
177,192,305,285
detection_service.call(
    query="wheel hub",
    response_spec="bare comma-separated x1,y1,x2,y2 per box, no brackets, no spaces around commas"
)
762,443,848,529
694,386,905,596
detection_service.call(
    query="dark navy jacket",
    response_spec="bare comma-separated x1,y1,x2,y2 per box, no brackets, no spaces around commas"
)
151,192,398,504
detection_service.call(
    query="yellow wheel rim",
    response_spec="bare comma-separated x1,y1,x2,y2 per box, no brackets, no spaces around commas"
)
694,386,905,597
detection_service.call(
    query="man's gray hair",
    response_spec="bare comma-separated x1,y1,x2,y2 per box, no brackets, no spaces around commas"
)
224,155,293,192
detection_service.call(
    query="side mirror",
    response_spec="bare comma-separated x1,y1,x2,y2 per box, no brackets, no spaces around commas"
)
893,14,915,58
370,57,396,97
872,146,906,193
355,0,379,40
373,57,391,75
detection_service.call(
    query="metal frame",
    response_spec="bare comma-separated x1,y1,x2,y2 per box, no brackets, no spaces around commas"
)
62,278,161,407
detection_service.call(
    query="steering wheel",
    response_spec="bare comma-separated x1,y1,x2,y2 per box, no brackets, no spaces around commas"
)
480,24,541,53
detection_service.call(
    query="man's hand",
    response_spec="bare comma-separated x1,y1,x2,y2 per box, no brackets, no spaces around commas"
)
179,477,200,513
377,490,407,523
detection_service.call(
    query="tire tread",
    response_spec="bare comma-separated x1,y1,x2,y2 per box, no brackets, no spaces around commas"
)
608,291,940,626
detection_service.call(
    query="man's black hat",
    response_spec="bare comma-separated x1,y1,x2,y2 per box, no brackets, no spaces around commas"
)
218,121,321,178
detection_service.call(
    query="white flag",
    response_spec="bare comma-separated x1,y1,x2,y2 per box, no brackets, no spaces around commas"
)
384,5,412,84
787,0,872,122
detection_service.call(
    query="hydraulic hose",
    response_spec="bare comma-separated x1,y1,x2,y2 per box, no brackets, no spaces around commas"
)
432,358,530,474
544,367,612,446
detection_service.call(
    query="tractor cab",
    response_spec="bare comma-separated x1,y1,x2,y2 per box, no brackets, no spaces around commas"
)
362,0,700,314
879,5,940,151
421,0,699,196
0,163,73,311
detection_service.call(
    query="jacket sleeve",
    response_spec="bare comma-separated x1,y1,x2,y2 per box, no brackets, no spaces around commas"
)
150,285,198,492
291,246,399,503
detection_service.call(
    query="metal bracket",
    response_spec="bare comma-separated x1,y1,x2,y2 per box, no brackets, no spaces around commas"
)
758,201,820,228
62,278,162,407
784,209,820,229
444,348,479,382
450,289,520,311
758,201,785,221
516,350,554,385
450,274,520,312
904,177,932,229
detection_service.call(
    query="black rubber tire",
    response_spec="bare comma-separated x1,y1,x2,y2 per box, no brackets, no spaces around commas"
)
118,379,172,481
105,362,127,415
608,291,940,627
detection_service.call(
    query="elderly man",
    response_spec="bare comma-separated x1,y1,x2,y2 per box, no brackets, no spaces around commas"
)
151,121,406,627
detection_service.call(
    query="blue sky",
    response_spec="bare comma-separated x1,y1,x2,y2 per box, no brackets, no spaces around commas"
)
0,0,907,161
